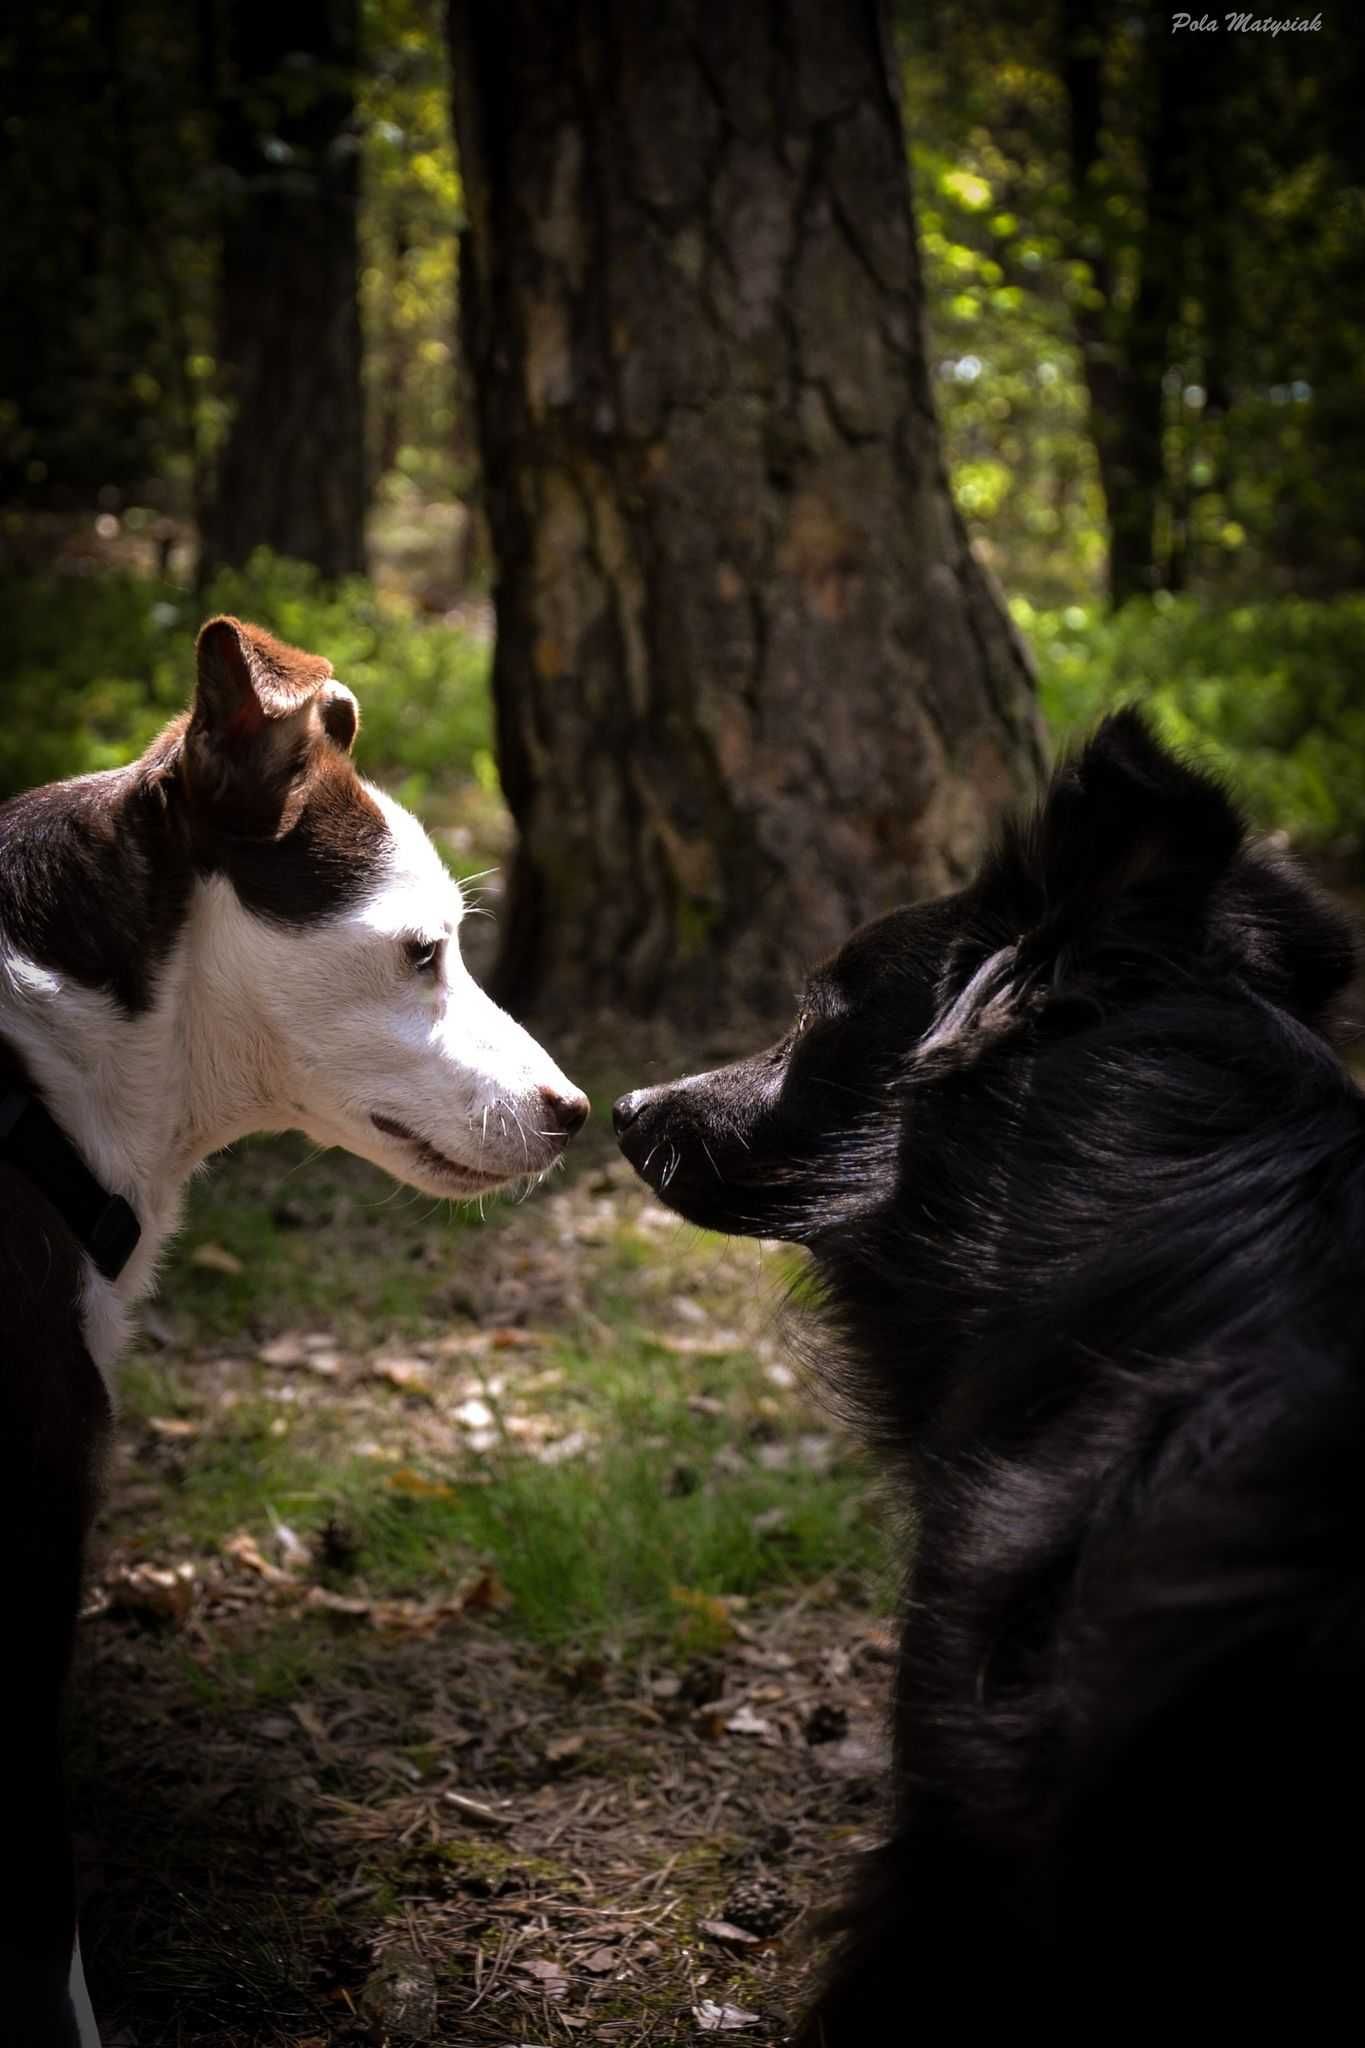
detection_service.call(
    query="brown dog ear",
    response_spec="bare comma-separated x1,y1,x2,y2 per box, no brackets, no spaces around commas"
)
186,617,357,827
193,616,331,736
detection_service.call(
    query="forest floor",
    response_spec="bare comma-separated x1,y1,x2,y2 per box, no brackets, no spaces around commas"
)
73,1062,894,2048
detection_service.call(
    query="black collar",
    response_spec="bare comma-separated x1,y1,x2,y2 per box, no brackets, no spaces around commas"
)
0,1086,141,1280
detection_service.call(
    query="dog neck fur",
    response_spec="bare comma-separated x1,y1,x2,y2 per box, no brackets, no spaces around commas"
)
0,868,340,1374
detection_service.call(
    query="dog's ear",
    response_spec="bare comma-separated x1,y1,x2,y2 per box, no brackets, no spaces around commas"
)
184,617,360,829
1025,711,1355,1025
1038,710,1243,923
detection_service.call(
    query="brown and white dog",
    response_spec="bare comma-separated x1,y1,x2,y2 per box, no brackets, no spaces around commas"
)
0,616,588,2044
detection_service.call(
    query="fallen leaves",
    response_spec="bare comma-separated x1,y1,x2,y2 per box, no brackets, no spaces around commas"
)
443,1790,516,1832
89,1163,895,2044
670,1585,739,1648
370,1355,435,1397
722,1704,775,1741
105,1559,196,1625
693,1999,762,2032
303,1570,512,1635
257,1331,347,1376
209,1531,512,1635
698,1919,759,1951
519,1957,569,1997
188,1241,243,1276
387,1466,455,1501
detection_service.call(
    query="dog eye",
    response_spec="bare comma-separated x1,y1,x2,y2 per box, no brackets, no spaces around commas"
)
404,937,442,976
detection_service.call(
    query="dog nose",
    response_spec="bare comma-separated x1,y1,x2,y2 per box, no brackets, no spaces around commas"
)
613,1090,645,1135
541,1087,590,1140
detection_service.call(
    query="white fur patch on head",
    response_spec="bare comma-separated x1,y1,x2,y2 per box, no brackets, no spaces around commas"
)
204,782,587,1196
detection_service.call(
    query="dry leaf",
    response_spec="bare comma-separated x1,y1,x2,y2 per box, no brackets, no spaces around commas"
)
258,1333,308,1368
649,1331,743,1357
518,1958,567,1995
147,1415,198,1440
189,1242,243,1276
698,1920,759,1950
300,1348,343,1378
694,2000,761,2032
580,1946,621,1975
725,1705,774,1740
304,1587,372,1619
108,1561,195,1626
544,1731,587,1765
387,1466,455,1501
444,1790,515,1832
429,1331,492,1357
371,1356,433,1394
536,1428,591,1466
670,1586,736,1640
460,1568,512,1614
222,1531,292,1584
453,1395,496,1431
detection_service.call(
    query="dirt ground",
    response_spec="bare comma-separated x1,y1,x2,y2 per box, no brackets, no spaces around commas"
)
76,1591,893,2046
70,1109,896,2048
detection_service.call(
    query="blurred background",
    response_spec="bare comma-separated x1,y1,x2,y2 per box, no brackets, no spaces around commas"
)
4,3,1364,2042
5,0,1365,936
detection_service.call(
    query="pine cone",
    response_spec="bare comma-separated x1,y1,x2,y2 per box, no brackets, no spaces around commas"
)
721,1874,799,1938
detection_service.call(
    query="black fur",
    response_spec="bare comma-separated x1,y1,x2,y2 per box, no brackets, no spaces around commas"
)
615,713,1365,2032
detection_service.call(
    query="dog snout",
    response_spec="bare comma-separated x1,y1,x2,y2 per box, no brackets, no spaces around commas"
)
612,1089,648,1136
541,1086,590,1143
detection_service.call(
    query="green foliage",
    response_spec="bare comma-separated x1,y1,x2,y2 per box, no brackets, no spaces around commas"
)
1025,593,1365,856
360,0,465,501
0,555,491,810
905,44,1108,607
903,4,1365,605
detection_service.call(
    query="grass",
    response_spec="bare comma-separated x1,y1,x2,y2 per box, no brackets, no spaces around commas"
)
79,1126,889,2042
106,1125,882,1657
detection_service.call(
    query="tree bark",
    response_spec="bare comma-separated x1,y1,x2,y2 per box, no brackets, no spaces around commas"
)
448,0,1045,1030
199,0,367,582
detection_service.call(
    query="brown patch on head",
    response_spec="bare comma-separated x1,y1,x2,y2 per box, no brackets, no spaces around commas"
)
182,616,387,924
185,616,361,837
195,616,333,734
0,618,386,1015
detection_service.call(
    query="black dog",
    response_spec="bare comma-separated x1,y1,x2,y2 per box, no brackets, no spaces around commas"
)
615,713,1365,2035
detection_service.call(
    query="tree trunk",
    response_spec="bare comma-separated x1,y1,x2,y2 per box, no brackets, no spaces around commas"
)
199,0,367,582
1061,0,1150,607
448,0,1045,1030
1062,0,1212,608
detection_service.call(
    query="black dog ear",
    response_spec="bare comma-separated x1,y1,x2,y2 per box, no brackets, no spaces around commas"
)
1038,710,1244,930
1217,850,1357,1027
1026,712,1355,1026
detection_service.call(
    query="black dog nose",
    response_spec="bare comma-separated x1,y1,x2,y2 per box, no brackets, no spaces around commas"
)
613,1090,645,1135
542,1087,590,1139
